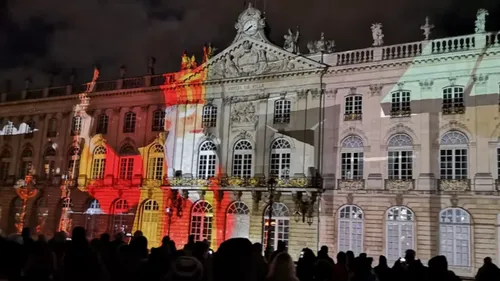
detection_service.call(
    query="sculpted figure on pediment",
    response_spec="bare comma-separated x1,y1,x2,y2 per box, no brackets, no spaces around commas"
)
307,32,335,54
231,102,257,125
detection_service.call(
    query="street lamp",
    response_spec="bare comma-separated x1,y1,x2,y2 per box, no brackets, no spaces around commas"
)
13,165,38,234
265,177,277,257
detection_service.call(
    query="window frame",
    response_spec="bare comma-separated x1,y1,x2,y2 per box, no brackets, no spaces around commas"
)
390,91,411,117
262,202,290,252
152,109,166,132
439,131,468,180
123,111,136,133
190,200,214,242
438,208,471,267
197,141,218,179
91,146,107,179
270,139,291,179
337,205,364,256
96,114,109,135
147,144,164,180
47,118,58,138
273,99,291,124
202,105,218,128
385,206,415,262
340,136,364,180
71,116,82,136
232,140,253,178
442,86,465,114
344,95,363,121
387,134,414,180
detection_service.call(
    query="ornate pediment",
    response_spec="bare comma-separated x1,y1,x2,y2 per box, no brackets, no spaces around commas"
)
184,38,326,82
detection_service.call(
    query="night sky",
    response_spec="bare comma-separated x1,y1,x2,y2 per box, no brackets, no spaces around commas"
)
0,0,499,89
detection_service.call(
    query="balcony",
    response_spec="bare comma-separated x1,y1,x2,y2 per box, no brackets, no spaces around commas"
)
442,105,465,115
390,110,411,118
337,179,365,190
343,113,362,121
385,179,414,191
438,179,470,192
273,116,290,124
164,176,321,190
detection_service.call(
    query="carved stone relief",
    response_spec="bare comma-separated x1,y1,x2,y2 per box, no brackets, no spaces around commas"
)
230,102,258,129
419,79,434,91
369,84,383,96
208,40,314,79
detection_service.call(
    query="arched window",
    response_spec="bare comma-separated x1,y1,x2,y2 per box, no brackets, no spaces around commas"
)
0,148,11,181
119,145,136,180
440,131,468,180
112,199,132,235
263,202,290,251
341,136,364,180
274,99,291,124
226,201,250,239
439,208,471,266
197,141,217,179
387,134,413,180
123,111,136,133
67,146,81,179
152,109,165,132
85,199,103,239
386,206,414,262
141,199,160,245
442,86,465,114
71,116,82,136
232,140,253,178
344,95,363,121
34,197,49,234
19,147,33,176
338,205,363,255
148,144,164,180
42,147,56,179
25,120,35,139
202,105,217,128
270,139,291,179
190,201,214,242
47,118,58,138
91,146,107,179
96,114,109,135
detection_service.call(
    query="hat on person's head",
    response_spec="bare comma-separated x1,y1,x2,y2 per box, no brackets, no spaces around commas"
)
170,256,203,281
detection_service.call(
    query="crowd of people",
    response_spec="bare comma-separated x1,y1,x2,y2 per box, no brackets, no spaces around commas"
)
0,227,497,281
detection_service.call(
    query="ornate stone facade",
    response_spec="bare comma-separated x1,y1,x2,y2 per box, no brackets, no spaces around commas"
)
0,5,500,276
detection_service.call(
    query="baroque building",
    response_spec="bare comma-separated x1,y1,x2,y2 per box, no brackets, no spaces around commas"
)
0,4,500,276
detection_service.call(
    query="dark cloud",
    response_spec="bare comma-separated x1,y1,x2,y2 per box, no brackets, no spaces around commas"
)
0,0,498,89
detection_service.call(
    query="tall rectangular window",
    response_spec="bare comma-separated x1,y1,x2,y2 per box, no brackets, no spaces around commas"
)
119,158,134,180
344,96,363,121
148,157,163,180
391,91,411,117
274,99,291,124
96,114,109,135
442,87,465,114
388,151,413,180
341,152,364,180
202,105,217,128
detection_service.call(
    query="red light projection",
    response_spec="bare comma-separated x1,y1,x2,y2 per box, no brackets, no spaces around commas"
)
70,45,236,248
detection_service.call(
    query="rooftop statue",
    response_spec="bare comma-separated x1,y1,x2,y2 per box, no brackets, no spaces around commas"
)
475,9,488,33
181,51,197,70
283,26,300,54
203,43,216,63
307,32,335,54
420,17,434,40
371,23,384,47
86,66,100,92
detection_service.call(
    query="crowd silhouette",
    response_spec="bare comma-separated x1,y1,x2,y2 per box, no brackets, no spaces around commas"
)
0,227,496,281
